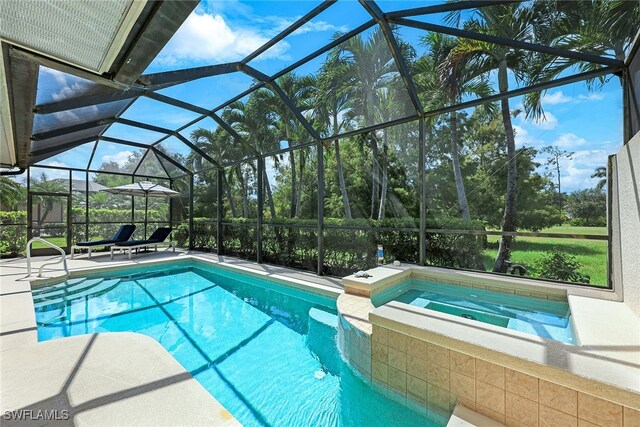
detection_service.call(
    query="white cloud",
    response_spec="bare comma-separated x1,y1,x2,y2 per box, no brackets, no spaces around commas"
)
32,161,70,179
102,151,133,165
552,133,588,148
513,125,545,148
578,93,605,101
155,12,289,66
541,91,572,105
532,111,558,130
153,10,349,68
540,90,605,107
561,149,609,192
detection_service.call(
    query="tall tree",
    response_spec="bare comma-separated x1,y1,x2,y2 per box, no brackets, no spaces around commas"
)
222,99,279,219
446,3,535,272
187,128,240,217
417,33,494,221
315,56,353,219
253,73,315,218
541,145,573,209
332,27,398,218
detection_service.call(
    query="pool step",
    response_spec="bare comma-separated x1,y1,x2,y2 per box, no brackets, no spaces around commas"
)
33,279,121,310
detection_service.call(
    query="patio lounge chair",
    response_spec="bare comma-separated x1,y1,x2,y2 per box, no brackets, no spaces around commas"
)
71,224,136,259
110,227,175,260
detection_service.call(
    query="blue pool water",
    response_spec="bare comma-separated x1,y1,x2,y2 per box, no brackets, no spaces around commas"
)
33,262,447,427
373,279,575,345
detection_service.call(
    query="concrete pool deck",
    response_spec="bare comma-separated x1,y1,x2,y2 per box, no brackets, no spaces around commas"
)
0,250,343,426
3,250,639,426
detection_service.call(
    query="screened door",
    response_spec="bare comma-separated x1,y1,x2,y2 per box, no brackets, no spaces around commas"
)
28,192,71,255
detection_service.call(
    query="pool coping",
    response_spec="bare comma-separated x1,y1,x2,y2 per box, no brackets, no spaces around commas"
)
0,252,344,426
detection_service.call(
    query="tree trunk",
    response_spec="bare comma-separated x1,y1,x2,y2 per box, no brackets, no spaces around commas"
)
378,129,389,220
235,166,248,218
370,133,380,219
493,60,518,273
450,113,470,220
263,168,276,219
222,173,237,217
289,150,297,218
295,150,305,217
333,112,352,219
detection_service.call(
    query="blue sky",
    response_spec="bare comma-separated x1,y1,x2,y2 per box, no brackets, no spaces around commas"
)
36,0,625,192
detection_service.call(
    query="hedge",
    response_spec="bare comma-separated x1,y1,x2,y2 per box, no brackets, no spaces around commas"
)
1,209,486,276
0,209,167,257
176,217,486,276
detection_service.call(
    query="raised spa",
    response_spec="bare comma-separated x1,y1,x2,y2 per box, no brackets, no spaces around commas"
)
372,279,576,345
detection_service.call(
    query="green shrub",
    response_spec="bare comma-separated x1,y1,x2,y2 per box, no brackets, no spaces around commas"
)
0,211,27,257
534,249,590,284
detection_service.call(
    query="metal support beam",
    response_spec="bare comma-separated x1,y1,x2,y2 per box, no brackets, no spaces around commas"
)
115,117,173,135
217,168,224,254
257,157,264,263
242,0,336,64
386,0,523,19
145,92,210,115
30,118,113,141
173,132,221,169
137,62,241,87
132,148,150,175
85,170,89,241
29,136,101,163
107,117,221,170
418,118,426,265
152,147,192,176
317,142,324,275
359,0,423,115
189,174,195,250
150,82,267,148
35,89,145,114
423,66,622,119
390,18,624,67
272,20,376,81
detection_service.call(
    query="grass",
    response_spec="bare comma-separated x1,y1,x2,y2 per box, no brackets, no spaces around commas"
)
31,237,68,249
482,225,608,287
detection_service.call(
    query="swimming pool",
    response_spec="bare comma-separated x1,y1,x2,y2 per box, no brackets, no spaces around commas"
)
373,279,575,345
32,262,447,426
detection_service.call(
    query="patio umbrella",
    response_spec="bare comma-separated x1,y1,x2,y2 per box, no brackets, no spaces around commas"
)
103,181,180,239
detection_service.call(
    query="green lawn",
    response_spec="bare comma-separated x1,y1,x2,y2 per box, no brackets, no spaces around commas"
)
31,237,68,249
482,225,608,287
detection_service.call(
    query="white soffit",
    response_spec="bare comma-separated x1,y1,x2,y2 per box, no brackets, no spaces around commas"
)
0,46,15,167
0,0,147,74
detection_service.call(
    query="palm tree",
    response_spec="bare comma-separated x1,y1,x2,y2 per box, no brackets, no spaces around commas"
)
187,128,239,217
417,33,494,221
30,173,68,227
222,99,279,219
591,166,607,192
445,3,535,272
331,27,400,219
526,0,639,107
252,73,316,218
0,176,25,210
315,56,353,219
